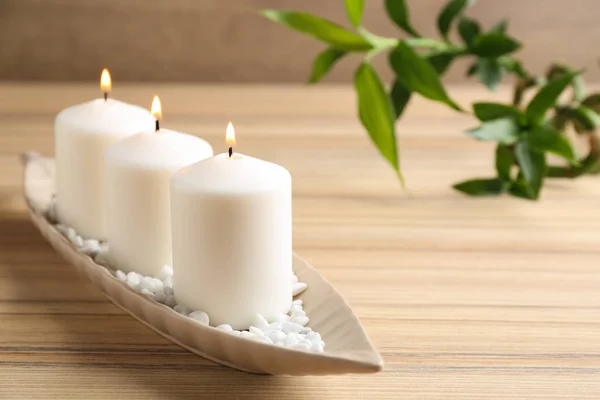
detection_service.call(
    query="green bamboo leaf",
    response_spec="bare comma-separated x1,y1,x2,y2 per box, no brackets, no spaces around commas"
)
390,80,412,118
437,0,475,41
567,106,600,132
344,0,364,27
466,62,478,76
354,63,403,184
465,118,519,144
490,19,508,33
528,126,576,163
261,10,372,51
308,48,346,84
526,72,576,125
389,42,462,110
453,178,507,196
514,140,546,199
473,102,523,122
495,144,514,181
475,58,502,90
470,33,521,57
458,17,481,47
498,57,529,79
425,51,457,75
385,0,420,37
582,93,600,113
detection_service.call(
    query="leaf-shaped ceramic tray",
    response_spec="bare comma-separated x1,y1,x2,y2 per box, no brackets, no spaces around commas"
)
22,153,383,376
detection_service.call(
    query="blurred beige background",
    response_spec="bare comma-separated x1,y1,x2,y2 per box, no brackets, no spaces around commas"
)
1,0,599,82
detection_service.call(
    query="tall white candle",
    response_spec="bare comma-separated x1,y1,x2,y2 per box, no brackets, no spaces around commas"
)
55,69,154,239
104,96,213,276
170,123,292,329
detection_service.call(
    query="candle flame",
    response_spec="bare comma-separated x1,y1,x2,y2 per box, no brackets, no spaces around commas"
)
100,68,112,94
151,96,162,120
226,122,236,146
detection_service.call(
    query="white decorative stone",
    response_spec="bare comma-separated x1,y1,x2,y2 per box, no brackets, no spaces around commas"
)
269,321,283,330
282,322,303,334
115,270,127,281
217,324,233,333
139,277,155,292
292,282,307,296
252,314,269,330
249,326,264,336
50,218,326,352
292,316,309,327
285,333,298,347
156,265,173,280
152,293,166,303
188,310,209,325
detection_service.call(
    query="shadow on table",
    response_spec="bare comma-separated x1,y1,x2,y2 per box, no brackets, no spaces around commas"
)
0,217,327,399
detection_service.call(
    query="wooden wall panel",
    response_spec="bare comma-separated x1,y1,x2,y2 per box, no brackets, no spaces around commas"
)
1,0,599,82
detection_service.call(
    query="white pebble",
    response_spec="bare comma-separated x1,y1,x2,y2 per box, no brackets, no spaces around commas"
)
291,342,310,351
165,295,176,307
269,322,283,330
115,270,127,281
66,227,76,240
164,286,174,296
139,277,155,292
275,341,285,347
292,299,303,306
79,244,97,255
292,282,307,296
152,293,166,303
310,341,324,352
307,331,321,342
275,312,290,323
155,265,173,280
55,224,68,235
151,278,163,293
83,238,99,249
266,330,286,343
217,324,233,333
251,335,273,345
299,326,312,334
252,314,269,330
299,339,312,347
282,321,304,334
140,288,153,296
174,305,190,315
291,309,306,319
71,235,83,247
126,272,140,287
292,316,309,327
163,277,173,288
249,326,264,336
239,331,254,339
291,274,299,284
188,310,209,325
285,333,298,346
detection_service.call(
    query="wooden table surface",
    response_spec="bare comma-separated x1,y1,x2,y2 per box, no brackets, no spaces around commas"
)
0,83,599,399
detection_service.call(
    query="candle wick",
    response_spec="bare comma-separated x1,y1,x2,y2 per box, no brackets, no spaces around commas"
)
155,120,160,132
103,92,108,102
228,147,233,158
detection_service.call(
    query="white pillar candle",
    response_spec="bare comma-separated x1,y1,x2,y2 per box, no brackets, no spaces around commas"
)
170,123,292,329
55,69,154,239
104,96,213,276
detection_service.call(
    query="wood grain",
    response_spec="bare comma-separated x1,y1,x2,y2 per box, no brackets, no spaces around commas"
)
0,83,599,398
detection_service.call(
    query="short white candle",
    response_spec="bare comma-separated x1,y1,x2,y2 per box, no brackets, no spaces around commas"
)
55,69,154,239
104,96,213,276
170,123,292,329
